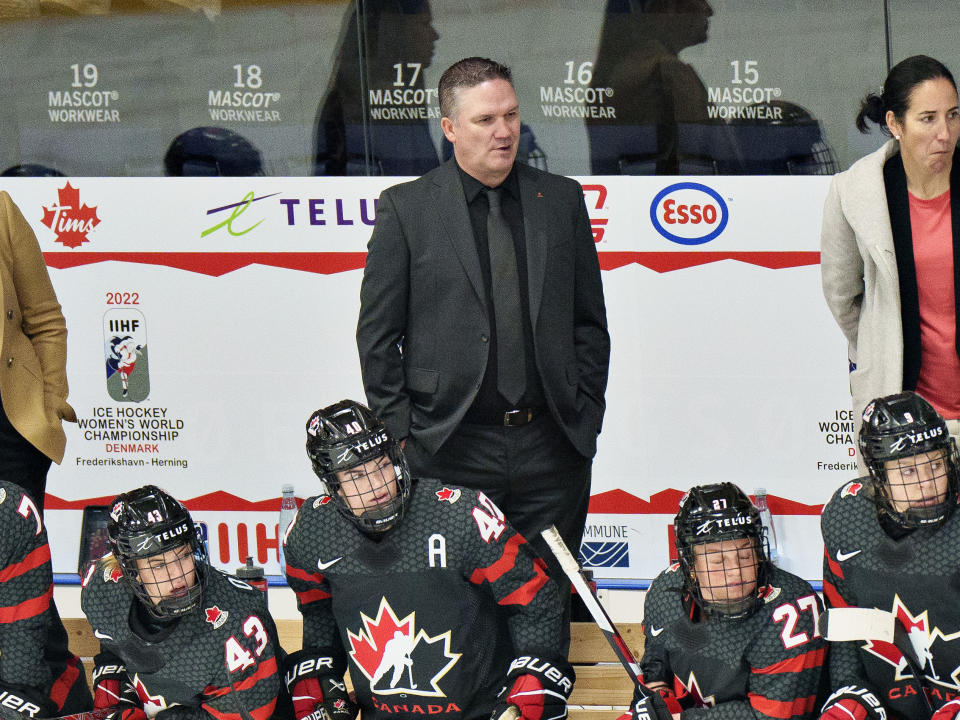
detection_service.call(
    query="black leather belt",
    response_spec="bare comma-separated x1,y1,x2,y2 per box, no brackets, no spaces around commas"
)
464,407,541,427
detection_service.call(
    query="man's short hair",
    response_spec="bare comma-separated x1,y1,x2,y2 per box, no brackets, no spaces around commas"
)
438,57,513,120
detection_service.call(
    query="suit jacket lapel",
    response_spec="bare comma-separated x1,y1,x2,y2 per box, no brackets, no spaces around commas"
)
518,166,548,329
431,159,486,303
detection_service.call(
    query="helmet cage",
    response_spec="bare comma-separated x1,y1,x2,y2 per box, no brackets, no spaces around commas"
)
306,401,411,535
860,393,960,529
674,483,770,620
108,486,207,619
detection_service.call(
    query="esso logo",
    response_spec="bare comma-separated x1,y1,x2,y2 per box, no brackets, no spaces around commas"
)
650,182,728,245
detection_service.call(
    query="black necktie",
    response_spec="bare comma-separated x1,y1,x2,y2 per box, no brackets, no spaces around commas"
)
486,187,526,406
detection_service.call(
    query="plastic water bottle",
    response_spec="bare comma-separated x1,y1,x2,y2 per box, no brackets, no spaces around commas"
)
278,485,297,575
236,556,268,601
753,488,780,565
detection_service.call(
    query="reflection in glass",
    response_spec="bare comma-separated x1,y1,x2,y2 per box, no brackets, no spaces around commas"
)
315,0,440,175
164,127,264,176
588,0,713,174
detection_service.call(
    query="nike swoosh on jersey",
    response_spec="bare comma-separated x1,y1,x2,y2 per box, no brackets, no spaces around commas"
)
94,629,114,640
649,627,664,637
317,557,343,571
836,549,862,562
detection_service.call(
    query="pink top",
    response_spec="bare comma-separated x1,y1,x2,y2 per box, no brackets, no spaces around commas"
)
911,189,960,418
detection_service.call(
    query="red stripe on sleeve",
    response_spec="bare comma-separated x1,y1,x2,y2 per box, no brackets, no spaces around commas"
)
203,697,276,720
470,534,523,585
822,579,849,609
48,656,81,711
753,647,826,675
498,561,550,607
294,587,332,604
232,657,278,692
748,692,816,719
824,548,845,581
0,586,52,623
0,545,51,583
286,565,323,585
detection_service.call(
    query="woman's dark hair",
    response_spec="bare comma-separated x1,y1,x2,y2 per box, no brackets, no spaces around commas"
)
856,55,957,134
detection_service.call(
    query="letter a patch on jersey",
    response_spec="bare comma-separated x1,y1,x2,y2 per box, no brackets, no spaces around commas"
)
346,597,461,697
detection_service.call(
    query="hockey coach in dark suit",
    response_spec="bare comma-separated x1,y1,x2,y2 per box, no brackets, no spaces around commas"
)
357,56,610,567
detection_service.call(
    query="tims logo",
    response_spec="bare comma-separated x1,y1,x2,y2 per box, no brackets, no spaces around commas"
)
348,597,461,697
41,182,100,248
103,309,149,402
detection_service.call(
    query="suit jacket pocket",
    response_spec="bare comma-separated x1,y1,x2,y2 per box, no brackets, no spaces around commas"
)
406,366,439,395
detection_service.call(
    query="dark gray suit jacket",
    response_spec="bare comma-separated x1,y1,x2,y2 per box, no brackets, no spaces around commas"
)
357,158,610,459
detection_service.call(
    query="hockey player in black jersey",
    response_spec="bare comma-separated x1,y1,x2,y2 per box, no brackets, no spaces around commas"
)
0,479,91,719
282,400,573,720
821,392,960,720
629,483,826,720
81,485,284,720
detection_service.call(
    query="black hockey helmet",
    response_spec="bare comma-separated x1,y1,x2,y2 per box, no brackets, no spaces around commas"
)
674,482,769,619
859,391,959,528
305,399,411,535
107,485,207,619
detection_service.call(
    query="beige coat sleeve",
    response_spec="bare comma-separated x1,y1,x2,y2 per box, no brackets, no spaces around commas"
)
820,175,864,364
1,191,75,423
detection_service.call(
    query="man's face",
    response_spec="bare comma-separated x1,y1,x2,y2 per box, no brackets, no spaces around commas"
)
884,448,950,514
135,544,197,607
692,537,759,604
335,454,399,517
441,79,521,186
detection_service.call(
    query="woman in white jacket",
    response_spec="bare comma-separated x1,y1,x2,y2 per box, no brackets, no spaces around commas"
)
822,55,960,445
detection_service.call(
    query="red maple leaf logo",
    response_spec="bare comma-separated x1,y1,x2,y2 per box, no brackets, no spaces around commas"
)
348,601,414,681
40,182,100,249
205,606,223,625
107,566,124,583
841,481,863,498
436,487,460,503
320,496,332,505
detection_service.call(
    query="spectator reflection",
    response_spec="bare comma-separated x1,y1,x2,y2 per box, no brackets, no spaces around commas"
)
315,0,440,176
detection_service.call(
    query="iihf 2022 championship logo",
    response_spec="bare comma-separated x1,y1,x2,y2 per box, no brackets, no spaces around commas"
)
103,309,149,402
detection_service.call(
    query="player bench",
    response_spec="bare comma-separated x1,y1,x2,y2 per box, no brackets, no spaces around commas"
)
64,619,643,720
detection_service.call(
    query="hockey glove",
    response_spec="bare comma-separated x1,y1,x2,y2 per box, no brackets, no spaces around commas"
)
819,686,887,720
92,653,147,720
628,689,674,720
492,656,574,720
932,699,960,720
285,650,357,720
0,681,55,720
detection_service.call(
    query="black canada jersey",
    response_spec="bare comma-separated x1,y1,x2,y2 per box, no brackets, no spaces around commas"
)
822,478,960,718
0,480,91,717
283,479,567,720
640,563,825,720
81,560,282,720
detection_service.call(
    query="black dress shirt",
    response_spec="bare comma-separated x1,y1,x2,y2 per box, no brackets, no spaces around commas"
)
456,163,545,419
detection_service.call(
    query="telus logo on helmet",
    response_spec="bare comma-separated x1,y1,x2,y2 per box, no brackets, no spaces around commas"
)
695,515,752,535
889,426,944,452
650,182,729,245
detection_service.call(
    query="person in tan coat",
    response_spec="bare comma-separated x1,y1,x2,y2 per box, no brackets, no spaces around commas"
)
821,55,960,460
0,190,75,513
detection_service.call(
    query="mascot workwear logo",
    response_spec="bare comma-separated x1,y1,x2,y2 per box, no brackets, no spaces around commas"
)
347,597,461,697
104,309,149,402
650,182,728,245
41,182,100,248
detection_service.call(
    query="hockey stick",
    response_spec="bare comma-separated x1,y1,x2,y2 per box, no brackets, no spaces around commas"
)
818,607,934,717
540,525,654,700
56,709,118,720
